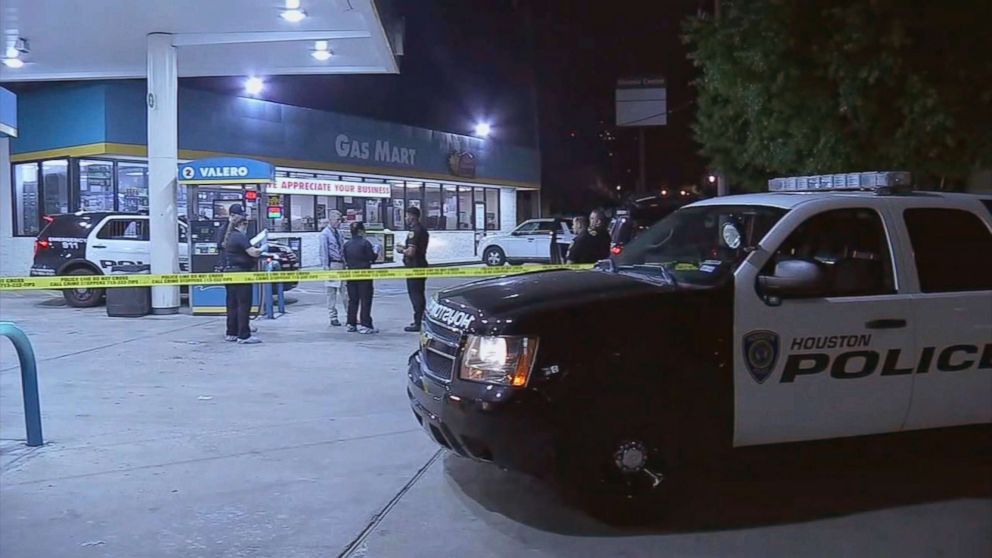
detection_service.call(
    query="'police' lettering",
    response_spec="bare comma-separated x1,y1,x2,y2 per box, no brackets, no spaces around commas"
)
781,354,829,383
937,345,977,372
980,344,992,370
831,350,878,379
880,348,914,376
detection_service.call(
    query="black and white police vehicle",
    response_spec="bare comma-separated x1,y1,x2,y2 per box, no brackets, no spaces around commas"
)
407,171,992,517
30,212,298,307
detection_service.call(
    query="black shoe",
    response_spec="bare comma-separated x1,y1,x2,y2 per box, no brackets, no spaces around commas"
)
346,324,358,333
330,319,342,327
404,324,421,333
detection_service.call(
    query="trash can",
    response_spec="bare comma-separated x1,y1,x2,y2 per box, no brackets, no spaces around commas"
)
106,264,152,317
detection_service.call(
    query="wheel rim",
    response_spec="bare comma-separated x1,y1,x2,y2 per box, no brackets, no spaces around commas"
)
594,437,666,498
487,250,501,265
73,288,93,301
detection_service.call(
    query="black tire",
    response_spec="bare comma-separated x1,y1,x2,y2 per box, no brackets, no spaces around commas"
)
556,395,679,524
62,268,105,308
483,246,507,267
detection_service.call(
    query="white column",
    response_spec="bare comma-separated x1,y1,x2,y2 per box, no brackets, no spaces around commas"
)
147,33,180,313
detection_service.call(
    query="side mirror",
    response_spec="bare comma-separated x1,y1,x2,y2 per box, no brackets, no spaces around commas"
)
757,259,827,303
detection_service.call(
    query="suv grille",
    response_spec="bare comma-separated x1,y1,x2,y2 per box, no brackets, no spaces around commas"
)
420,318,462,382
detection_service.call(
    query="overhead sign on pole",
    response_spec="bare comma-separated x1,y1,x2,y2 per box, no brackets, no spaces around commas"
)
616,77,667,127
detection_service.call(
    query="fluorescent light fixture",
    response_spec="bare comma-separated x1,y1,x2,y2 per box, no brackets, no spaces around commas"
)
244,77,264,96
2,58,24,69
281,8,307,22
285,0,301,8
312,40,332,61
474,122,491,137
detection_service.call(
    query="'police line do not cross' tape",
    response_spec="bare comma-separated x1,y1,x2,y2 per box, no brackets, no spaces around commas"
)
0,265,593,291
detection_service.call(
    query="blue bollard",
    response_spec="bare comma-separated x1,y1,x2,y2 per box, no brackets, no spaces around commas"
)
263,282,274,319
0,322,44,447
277,282,286,314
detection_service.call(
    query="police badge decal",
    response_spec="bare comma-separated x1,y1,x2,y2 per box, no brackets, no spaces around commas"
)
743,330,779,384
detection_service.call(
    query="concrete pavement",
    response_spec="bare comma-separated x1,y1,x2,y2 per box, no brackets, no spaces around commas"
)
1,281,989,557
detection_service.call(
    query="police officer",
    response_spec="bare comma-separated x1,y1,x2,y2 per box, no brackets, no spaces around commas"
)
588,209,611,261
223,214,262,344
566,216,597,264
344,222,379,334
398,207,429,332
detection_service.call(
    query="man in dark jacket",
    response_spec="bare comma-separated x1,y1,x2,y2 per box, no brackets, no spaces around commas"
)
566,216,595,263
344,222,379,334
588,209,612,261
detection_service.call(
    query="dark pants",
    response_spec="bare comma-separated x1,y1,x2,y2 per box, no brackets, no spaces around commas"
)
225,283,253,339
406,277,426,326
347,280,374,328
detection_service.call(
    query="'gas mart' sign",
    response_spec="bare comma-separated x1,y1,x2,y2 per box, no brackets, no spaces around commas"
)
269,177,390,198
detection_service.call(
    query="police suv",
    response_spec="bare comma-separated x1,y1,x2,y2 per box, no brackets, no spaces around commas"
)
407,172,992,514
30,212,298,307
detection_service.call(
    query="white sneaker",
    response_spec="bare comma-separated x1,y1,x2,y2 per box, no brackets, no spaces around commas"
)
358,326,379,335
237,337,262,345
225,335,238,342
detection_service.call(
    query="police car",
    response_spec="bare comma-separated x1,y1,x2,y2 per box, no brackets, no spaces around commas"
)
407,171,992,516
30,212,298,307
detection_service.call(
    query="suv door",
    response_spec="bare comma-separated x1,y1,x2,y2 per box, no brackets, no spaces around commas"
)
90,217,150,272
502,221,539,259
899,205,992,430
733,205,915,446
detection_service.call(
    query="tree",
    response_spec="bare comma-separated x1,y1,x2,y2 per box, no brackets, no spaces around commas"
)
684,0,992,191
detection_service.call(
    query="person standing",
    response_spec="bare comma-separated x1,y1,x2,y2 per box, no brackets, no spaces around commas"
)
223,214,262,344
344,222,379,334
566,216,594,264
398,206,429,332
319,210,348,327
588,209,612,262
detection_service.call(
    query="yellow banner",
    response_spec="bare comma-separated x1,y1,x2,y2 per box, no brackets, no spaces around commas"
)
0,265,593,291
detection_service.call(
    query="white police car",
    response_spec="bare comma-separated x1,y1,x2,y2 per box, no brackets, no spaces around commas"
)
29,212,297,307
478,218,574,266
407,171,992,518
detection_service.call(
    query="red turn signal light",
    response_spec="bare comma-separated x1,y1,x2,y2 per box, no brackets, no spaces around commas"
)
611,245,623,255
34,239,50,256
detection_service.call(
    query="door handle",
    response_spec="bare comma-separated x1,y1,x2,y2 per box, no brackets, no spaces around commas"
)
865,318,907,329
91,244,107,249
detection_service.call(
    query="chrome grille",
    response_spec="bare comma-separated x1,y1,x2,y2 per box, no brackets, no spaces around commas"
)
420,318,461,382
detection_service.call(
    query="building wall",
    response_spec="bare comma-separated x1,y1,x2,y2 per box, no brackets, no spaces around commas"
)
0,138,35,277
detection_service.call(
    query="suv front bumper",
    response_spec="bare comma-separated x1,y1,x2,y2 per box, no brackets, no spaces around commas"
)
406,351,556,477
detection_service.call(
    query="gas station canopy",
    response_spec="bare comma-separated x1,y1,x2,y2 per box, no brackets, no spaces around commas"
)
0,0,400,81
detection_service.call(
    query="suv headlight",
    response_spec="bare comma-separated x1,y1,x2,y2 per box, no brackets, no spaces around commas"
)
459,335,539,387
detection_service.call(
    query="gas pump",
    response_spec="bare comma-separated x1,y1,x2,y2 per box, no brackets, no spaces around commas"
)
177,158,274,315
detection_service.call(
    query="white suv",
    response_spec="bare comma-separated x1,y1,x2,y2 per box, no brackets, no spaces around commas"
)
478,218,574,266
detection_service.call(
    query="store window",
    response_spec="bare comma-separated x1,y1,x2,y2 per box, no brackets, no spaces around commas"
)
13,163,41,236
457,187,473,230
388,182,406,230
265,194,289,231
406,182,423,215
42,160,70,217
79,160,115,212
485,188,499,230
424,183,442,229
117,163,149,213
290,195,315,232
442,185,459,230
316,195,339,223
341,196,365,225
365,198,384,229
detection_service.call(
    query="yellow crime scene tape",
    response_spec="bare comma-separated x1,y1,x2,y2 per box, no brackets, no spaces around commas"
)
0,265,594,291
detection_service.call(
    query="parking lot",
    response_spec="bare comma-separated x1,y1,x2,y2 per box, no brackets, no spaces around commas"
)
1,280,990,558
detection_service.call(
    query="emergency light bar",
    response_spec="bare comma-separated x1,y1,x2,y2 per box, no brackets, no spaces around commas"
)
768,171,912,193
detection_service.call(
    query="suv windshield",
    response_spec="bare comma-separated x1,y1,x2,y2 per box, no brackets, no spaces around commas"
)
611,204,786,287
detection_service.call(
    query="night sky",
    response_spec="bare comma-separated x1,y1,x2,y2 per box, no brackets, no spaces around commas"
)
184,0,708,214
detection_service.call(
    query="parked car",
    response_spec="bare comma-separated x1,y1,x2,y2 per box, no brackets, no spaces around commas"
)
478,218,574,266
609,193,699,256
30,212,298,307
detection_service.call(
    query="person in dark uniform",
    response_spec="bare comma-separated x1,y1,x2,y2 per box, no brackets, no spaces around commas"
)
588,209,612,261
344,222,379,334
566,216,596,264
222,214,262,344
549,217,563,264
398,206,430,332
213,203,245,272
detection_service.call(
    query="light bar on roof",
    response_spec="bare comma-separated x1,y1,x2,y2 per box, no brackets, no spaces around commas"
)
768,171,912,193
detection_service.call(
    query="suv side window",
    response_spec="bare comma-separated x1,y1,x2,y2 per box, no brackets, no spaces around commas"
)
903,208,992,293
97,219,149,241
535,221,556,233
766,208,895,297
514,222,538,234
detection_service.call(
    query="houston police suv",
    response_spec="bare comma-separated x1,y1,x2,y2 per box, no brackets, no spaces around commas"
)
407,171,992,515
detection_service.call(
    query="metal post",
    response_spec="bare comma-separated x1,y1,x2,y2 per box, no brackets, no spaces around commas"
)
147,33,180,314
277,282,286,314
0,322,44,447
264,282,274,319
